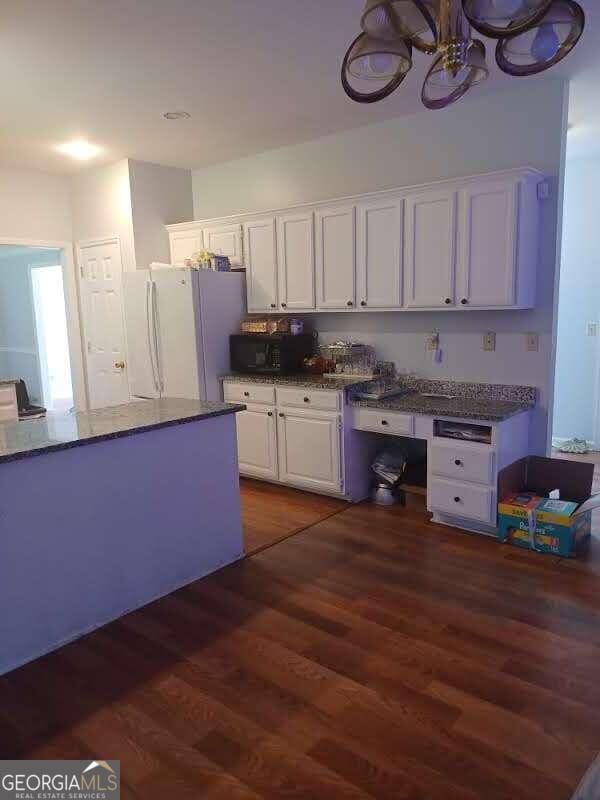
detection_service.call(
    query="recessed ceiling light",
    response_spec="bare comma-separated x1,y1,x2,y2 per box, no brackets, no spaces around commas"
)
163,111,191,120
56,139,102,160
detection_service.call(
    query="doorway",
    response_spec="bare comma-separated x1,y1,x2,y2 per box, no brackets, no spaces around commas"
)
0,245,77,414
552,153,600,455
30,264,74,412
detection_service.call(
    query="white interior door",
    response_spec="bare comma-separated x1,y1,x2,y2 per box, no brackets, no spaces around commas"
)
78,239,130,409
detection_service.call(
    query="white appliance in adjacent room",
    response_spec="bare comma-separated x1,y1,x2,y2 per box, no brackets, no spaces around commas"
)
123,266,245,401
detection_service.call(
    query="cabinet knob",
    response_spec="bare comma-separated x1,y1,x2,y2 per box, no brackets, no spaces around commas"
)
281,302,287,308
243,391,250,397
303,397,310,403
381,420,389,426
270,303,276,309
267,411,273,417
444,298,452,305
461,298,468,305
454,459,462,466
454,496,461,503
360,300,367,307
278,412,284,418
347,300,353,307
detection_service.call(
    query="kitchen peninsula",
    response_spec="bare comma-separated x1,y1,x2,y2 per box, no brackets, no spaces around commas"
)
0,398,245,676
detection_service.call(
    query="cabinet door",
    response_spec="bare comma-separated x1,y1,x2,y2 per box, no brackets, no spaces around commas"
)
456,179,518,308
315,205,356,310
243,217,278,312
203,223,244,266
235,404,278,480
356,199,403,309
404,189,456,308
169,231,202,265
277,211,315,311
277,409,341,493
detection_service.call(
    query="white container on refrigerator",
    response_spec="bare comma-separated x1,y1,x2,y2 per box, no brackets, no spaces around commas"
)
123,267,246,401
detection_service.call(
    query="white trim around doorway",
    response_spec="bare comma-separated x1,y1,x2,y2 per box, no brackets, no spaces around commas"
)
0,236,88,411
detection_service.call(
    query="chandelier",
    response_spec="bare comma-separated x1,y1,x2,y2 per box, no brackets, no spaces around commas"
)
341,0,585,108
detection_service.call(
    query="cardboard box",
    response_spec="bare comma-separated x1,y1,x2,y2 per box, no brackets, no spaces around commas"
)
497,457,598,557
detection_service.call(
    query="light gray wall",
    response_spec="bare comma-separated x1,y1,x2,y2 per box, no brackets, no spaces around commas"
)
553,157,600,443
129,160,193,269
192,82,569,454
0,245,62,402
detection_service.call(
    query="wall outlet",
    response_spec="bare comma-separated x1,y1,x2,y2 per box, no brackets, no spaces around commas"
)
587,322,598,337
426,332,439,351
525,332,539,352
483,331,496,352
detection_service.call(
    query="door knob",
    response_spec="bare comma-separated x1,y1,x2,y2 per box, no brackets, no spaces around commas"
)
114,361,125,370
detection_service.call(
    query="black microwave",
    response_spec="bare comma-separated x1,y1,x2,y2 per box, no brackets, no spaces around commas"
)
230,333,314,375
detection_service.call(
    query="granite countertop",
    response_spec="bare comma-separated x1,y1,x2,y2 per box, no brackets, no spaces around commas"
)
221,373,368,392
352,393,531,422
0,398,244,464
351,378,536,422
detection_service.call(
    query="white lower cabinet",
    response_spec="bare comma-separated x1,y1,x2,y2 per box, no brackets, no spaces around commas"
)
227,382,344,496
277,408,341,494
235,404,278,481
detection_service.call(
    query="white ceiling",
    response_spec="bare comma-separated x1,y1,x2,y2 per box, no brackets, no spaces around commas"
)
0,1,597,174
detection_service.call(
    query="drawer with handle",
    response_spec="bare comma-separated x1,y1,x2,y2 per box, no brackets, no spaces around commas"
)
223,382,275,406
276,386,340,412
429,478,494,523
353,407,414,437
429,440,494,485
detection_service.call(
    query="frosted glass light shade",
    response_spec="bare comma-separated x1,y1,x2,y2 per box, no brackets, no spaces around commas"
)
361,0,439,53
422,39,488,109
462,0,552,37
342,32,413,103
496,0,584,75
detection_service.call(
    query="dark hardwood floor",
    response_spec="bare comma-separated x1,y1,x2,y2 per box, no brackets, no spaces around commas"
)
241,477,347,555
3,484,600,799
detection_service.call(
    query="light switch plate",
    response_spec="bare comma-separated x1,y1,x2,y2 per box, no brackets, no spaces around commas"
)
483,332,496,352
525,332,539,352
587,322,598,337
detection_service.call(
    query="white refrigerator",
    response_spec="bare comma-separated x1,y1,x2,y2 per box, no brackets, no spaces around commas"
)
122,266,245,401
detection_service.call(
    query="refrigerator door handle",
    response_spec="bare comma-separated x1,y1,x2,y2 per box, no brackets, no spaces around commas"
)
146,279,159,393
151,280,164,393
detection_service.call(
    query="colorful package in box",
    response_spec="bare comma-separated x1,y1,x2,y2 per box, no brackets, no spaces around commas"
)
497,456,599,557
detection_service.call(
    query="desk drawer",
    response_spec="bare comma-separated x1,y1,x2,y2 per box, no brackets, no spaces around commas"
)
276,386,340,412
223,382,275,405
430,440,494,485
429,478,494,523
353,407,414,436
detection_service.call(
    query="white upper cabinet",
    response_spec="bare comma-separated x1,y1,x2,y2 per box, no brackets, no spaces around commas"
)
203,223,244,266
456,179,518,308
404,188,457,309
167,167,541,314
315,204,356,310
243,217,278,312
277,211,315,311
169,230,202,265
356,199,403,310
